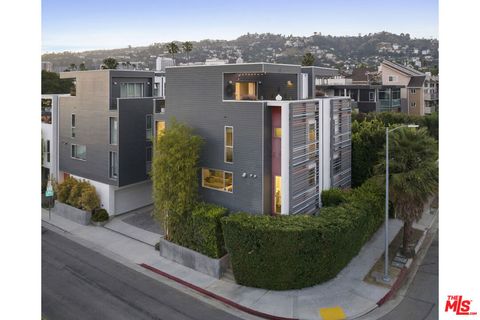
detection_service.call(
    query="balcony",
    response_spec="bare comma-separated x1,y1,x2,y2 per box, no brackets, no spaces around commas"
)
224,72,298,101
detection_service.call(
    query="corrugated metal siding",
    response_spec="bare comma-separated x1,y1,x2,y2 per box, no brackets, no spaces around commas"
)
118,98,154,187
289,101,320,214
165,66,267,214
330,99,352,188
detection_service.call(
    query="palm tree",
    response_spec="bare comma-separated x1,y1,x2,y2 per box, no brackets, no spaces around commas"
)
182,41,193,63
166,42,179,64
301,52,315,66
375,127,438,257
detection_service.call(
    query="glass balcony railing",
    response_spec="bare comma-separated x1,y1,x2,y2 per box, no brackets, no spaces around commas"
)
392,99,401,107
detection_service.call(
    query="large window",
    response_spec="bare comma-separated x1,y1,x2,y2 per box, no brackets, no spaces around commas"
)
71,144,86,160
202,168,233,193
120,83,144,98
71,114,76,138
369,92,375,101
156,121,165,139
274,176,281,214
109,117,117,145
235,82,257,100
109,151,118,179
225,126,233,163
146,115,153,140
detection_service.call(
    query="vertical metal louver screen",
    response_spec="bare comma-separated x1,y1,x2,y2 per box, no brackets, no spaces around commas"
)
289,101,320,214
331,99,352,188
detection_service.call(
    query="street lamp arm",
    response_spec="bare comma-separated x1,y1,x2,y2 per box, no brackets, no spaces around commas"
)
387,124,419,134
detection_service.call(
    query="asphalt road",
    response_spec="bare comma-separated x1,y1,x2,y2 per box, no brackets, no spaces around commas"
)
380,232,439,320
42,229,244,320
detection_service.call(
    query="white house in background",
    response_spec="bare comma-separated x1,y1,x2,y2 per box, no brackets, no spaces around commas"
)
42,94,68,186
156,57,174,71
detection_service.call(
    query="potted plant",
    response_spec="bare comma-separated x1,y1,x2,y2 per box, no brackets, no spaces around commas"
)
91,208,109,226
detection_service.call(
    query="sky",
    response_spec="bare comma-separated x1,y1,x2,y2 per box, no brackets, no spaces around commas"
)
42,0,438,53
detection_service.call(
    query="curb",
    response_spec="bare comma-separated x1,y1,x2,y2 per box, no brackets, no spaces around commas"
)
376,267,408,306
139,263,298,320
374,211,438,309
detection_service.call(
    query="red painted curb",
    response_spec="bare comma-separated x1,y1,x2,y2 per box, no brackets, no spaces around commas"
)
376,267,408,306
139,263,298,320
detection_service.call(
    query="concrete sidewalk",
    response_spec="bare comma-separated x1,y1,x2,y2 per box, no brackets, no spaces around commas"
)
42,208,405,320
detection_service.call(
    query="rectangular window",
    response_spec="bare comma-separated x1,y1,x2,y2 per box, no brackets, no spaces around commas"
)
146,114,153,140
225,126,233,163
369,92,375,101
274,127,282,138
156,121,165,139
410,102,417,108
109,151,118,179
109,117,117,145
202,168,233,193
388,76,397,82
235,82,257,100
71,114,76,138
120,83,144,98
71,144,86,160
154,99,165,113
410,88,416,94
46,140,50,163
274,176,281,214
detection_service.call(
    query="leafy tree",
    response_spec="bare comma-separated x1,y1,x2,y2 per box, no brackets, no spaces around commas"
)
351,119,385,187
152,119,203,239
41,70,74,94
102,57,118,69
166,42,179,64
69,63,77,71
182,41,193,63
301,52,315,66
375,127,438,256
79,62,86,71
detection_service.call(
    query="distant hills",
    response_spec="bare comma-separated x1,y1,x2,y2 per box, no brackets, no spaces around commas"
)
41,32,438,73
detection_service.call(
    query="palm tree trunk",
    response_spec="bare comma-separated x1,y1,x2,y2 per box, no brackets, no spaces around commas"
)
402,219,413,257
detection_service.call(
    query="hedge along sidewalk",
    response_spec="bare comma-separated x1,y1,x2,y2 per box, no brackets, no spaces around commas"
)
41,208,403,320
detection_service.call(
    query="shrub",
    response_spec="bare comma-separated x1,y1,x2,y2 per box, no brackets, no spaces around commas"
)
91,208,109,222
54,177,100,212
321,188,349,206
54,177,76,203
169,202,228,259
67,180,88,207
79,184,100,212
221,178,384,290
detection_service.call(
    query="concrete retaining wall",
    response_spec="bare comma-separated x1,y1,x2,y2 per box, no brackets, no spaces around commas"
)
159,237,229,279
54,201,91,225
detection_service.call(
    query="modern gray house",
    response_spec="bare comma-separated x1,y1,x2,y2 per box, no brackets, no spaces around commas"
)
54,63,351,216
157,63,351,215
58,70,164,215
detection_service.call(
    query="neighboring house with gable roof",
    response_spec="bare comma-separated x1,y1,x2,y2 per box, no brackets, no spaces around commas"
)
379,60,427,116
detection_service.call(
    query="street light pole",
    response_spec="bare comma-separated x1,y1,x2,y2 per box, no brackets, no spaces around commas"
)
383,124,419,283
384,127,390,282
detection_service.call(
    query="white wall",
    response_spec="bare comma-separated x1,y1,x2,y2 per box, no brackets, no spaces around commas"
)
114,181,153,215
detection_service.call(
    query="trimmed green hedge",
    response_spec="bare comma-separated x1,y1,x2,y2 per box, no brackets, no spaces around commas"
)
321,188,349,207
170,202,228,259
222,179,384,290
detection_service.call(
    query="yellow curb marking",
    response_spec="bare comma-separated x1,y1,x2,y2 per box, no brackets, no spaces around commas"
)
319,306,346,320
